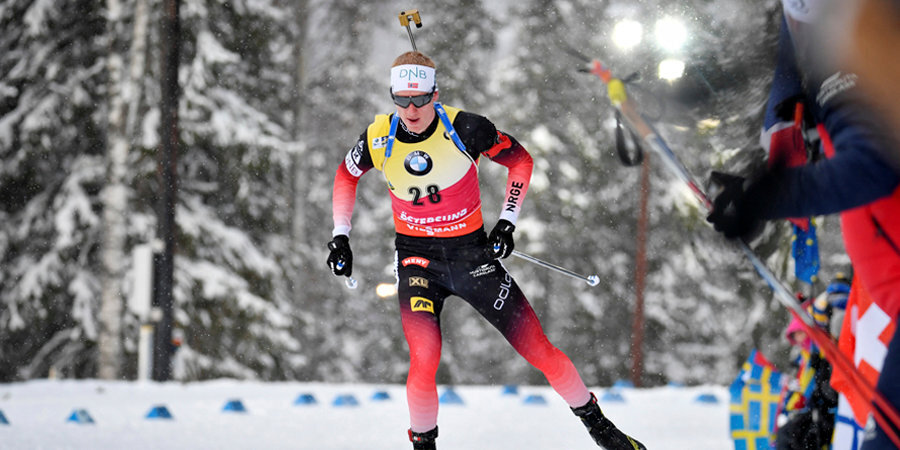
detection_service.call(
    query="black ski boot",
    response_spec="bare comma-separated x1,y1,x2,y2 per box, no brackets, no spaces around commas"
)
572,393,646,449
408,426,438,450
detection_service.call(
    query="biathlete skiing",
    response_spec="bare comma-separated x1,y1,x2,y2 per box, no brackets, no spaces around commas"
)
326,50,646,450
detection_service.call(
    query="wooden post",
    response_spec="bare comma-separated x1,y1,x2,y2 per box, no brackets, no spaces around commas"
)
631,154,650,387
153,0,180,382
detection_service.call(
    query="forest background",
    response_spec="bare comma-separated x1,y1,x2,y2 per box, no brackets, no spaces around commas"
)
0,0,851,386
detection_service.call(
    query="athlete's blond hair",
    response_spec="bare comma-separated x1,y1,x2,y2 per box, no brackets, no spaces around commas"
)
392,51,436,69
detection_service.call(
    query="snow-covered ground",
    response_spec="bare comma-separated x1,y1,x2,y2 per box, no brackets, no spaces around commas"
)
0,379,731,449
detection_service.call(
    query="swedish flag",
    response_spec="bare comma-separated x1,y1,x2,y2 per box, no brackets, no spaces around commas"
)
729,350,784,450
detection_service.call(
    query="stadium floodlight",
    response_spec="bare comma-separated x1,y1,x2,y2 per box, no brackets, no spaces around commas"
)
655,17,687,52
612,19,643,50
376,283,397,298
658,58,686,81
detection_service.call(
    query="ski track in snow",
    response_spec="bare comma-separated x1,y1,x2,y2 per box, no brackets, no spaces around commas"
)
0,380,731,449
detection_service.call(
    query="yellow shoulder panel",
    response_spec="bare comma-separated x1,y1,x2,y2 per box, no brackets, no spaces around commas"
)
367,114,392,171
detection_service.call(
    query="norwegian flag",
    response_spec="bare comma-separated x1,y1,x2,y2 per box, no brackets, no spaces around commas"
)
408,82,418,88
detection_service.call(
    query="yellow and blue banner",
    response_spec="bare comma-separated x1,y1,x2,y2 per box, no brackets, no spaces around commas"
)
730,350,784,450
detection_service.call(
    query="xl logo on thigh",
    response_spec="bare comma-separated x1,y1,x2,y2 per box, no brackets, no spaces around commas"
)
409,276,429,288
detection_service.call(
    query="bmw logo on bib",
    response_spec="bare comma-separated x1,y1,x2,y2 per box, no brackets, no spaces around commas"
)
404,151,433,176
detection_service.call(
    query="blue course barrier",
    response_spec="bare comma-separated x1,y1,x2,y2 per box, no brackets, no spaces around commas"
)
523,394,548,405
501,385,519,396
222,399,247,412
332,394,360,407
612,379,635,389
146,405,173,419
67,409,95,424
371,390,391,401
439,388,464,405
601,390,626,403
0,409,8,425
695,393,720,404
294,393,317,405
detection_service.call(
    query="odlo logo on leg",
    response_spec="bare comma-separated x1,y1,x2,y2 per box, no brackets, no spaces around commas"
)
411,296,434,314
493,273,513,311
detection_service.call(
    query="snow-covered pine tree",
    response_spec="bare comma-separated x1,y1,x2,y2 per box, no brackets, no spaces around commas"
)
160,0,305,380
0,0,109,381
0,0,310,382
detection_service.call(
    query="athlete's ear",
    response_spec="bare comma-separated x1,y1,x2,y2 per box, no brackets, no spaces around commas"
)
433,90,439,103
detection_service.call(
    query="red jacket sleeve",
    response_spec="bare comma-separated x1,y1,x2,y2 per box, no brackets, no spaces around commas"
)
332,134,373,236
332,163,361,237
484,132,533,224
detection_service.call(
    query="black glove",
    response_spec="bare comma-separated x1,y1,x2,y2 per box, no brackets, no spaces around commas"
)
705,171,761,240
326,235,353,276
488,219,515,259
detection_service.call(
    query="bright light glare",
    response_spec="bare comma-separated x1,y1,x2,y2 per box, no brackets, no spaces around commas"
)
612,20,643,50
376,283,397,298
655,17,687,51
658,59,685,81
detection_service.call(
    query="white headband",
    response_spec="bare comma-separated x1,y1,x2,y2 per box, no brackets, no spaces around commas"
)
390,64,436,93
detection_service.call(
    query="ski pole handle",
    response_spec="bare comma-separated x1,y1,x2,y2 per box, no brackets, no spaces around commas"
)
511,250,600,287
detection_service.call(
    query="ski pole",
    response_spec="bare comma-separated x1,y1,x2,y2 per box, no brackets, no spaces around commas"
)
334,262,358,289
510,250,600,287
580,56,900,445
398,9,423,51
